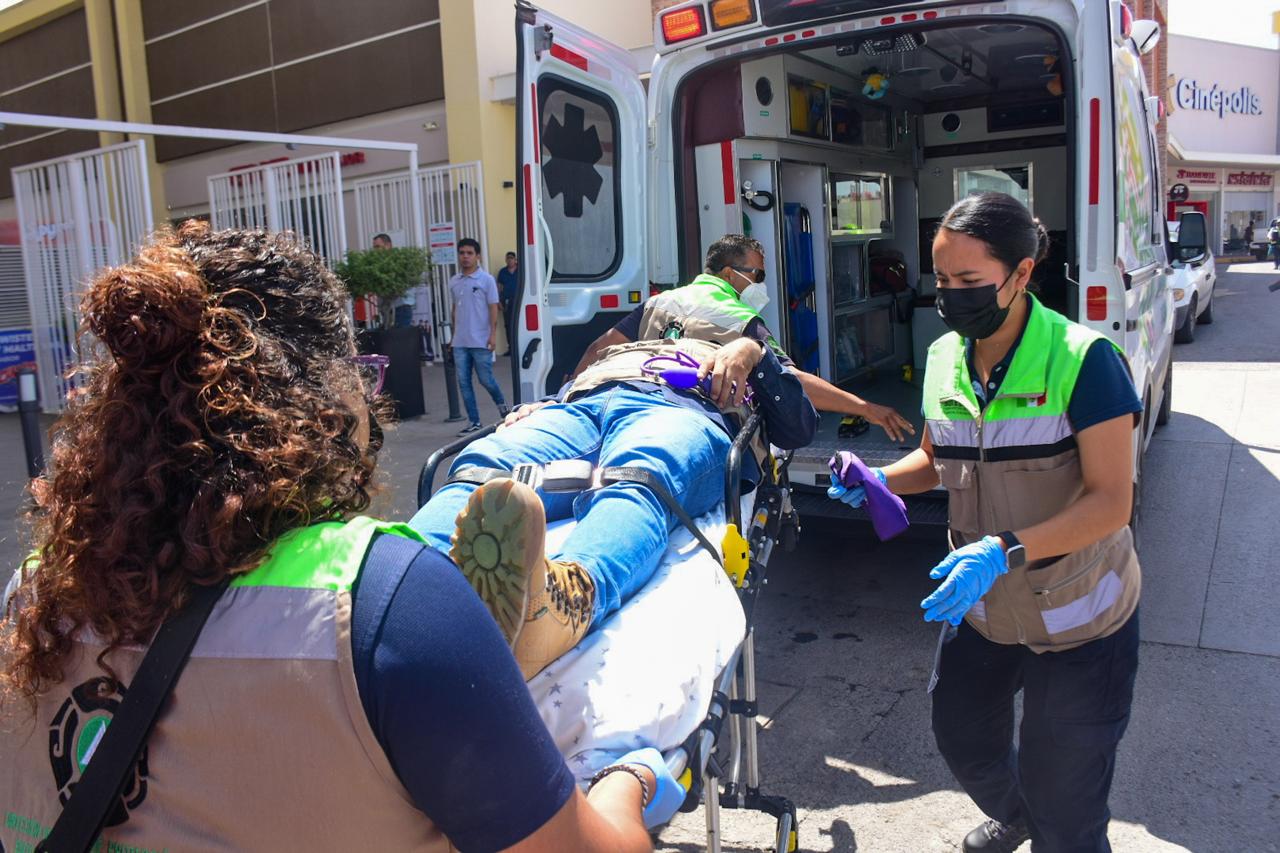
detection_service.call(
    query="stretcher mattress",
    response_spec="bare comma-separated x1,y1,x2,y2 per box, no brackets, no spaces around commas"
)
531,496,750,784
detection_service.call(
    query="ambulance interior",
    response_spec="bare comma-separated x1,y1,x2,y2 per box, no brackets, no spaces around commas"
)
674,21,1075,465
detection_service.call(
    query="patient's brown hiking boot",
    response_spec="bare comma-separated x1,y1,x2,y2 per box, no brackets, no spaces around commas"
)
450,479,595,680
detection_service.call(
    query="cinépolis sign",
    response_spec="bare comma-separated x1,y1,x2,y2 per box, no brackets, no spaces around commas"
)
1175,79,1263,118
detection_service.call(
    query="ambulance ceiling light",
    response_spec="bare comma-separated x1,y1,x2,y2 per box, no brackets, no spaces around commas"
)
857,32,927,56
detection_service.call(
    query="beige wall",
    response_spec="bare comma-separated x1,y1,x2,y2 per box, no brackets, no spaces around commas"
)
441,0,652,271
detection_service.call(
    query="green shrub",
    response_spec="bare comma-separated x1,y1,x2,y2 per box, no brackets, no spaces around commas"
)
334,246,430,326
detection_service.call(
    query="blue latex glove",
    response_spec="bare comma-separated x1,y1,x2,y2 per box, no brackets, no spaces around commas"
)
921,535,1009,626
614,747,685,829
826,467,886,508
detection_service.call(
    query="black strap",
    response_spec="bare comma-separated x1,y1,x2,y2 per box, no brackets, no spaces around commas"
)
449,465,723,565
601,466,723,566
37,579,230,853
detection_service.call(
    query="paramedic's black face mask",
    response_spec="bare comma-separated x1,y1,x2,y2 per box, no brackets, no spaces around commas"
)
936,271,1015,340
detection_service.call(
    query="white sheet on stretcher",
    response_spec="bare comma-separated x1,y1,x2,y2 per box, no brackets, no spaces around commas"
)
529,496,750,784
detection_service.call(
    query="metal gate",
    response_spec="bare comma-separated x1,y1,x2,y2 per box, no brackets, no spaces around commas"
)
12,139,153,410
353,161,487,345
207,151,348,266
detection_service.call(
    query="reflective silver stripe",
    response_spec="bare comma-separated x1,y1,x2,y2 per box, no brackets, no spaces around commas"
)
1040,570,1122,635
969,600,987,621
983,414,1072,449
927,418,977,448
191,585,338,661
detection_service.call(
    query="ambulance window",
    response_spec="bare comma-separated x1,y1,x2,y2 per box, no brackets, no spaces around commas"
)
1112,50,1159,271
537,76,620,282
954,165,1032,213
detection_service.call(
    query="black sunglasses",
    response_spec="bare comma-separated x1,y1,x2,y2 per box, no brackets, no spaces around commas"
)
730,265,766,284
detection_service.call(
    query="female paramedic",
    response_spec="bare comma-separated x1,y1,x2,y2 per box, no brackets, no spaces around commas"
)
829,192,1143,853
0,222,681,853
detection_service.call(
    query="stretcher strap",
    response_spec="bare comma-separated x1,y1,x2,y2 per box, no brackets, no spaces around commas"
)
599,467,722,567
445,464,723,566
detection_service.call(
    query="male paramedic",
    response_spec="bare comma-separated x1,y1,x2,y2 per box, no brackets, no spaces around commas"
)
410,236,819,679
575,234,916,443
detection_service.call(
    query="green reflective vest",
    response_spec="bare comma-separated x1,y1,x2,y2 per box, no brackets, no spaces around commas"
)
923,295,1141,651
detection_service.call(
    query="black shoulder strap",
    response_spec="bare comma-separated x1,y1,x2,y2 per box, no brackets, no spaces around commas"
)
37,579,230,853
600,466,723,566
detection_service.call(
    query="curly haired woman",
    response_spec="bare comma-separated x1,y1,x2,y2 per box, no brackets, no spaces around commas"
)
0,222,678,853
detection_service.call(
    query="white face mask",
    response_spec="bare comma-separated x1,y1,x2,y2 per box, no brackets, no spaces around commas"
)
732,269,770,312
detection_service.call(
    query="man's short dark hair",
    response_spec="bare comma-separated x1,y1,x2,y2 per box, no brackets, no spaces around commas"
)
705,234,764,273
457,238,481,253
372,233,392,245
505,251,517,259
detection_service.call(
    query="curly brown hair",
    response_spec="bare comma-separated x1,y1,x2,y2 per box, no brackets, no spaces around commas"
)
2,222,380,702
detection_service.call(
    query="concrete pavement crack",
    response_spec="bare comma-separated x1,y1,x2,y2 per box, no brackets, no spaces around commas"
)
1196,382,1239,650
860,687,913,744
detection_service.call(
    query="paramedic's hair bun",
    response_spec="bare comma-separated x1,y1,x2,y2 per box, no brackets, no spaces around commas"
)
1032,217,1050,264
84,235,207,370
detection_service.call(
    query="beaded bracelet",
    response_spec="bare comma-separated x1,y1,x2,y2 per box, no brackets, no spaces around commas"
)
587,763,651,808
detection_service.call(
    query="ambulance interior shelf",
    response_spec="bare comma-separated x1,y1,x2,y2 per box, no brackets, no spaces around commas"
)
830,241,910,383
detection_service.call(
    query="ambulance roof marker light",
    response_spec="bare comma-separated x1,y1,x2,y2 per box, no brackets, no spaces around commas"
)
661,6,706,44
709,0,756,30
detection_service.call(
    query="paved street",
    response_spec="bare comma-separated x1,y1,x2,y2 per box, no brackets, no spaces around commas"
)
0,264,1276,851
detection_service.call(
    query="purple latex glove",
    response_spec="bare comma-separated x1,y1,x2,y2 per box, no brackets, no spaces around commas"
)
829,451,909,541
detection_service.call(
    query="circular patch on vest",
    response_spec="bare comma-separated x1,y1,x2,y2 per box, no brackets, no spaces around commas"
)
49,675,149,827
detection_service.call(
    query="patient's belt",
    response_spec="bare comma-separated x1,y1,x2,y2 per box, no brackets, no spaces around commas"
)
447,462,724,566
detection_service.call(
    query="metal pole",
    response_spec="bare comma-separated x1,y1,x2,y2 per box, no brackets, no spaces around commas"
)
17,367,45,478
442,332,464,422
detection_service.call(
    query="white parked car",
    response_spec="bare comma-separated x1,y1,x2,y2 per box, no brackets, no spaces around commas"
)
1167,211,1215,343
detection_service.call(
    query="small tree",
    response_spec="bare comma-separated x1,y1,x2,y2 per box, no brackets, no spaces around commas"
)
334,246,431,328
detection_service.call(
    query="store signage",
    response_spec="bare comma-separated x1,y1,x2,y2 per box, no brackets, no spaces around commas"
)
1226,171,1273,187
0,329,36,411
1175,168,1218,186
1175,79,1263,118
1168,183,1189,202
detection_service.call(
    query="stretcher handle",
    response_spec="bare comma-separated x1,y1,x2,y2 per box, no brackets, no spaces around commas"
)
417,423,499,506
724,411,764,531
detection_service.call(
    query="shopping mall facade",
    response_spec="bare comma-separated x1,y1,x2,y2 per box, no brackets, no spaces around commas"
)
1166,32,1280,254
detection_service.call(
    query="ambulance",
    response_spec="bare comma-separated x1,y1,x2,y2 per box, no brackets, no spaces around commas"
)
511,0,1173,527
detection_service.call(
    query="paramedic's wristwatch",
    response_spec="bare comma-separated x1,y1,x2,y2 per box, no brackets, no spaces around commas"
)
998,531,1026,569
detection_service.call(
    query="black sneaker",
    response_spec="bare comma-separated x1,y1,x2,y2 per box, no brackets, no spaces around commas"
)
498,405,511,418
458,422,483,436
963,819,1030,853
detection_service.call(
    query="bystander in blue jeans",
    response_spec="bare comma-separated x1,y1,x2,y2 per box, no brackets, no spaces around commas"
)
410,385,731,628
453,346,506,424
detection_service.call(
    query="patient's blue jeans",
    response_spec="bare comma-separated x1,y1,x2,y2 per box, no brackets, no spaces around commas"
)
410,385,731,628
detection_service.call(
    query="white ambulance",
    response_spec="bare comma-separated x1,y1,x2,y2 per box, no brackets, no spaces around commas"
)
511,0,1173,527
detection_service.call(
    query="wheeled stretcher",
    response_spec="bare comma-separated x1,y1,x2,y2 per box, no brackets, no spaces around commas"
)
418,411,801,853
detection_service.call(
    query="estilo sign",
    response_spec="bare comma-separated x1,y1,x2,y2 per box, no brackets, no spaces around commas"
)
1225,171,1273,187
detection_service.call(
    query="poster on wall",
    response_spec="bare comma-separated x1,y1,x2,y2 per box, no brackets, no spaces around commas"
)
0,328,36,411
428,222,458,265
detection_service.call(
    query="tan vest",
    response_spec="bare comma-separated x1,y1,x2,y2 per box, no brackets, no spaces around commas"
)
0,518,454,852
925,297,1141,652
566,286,767,461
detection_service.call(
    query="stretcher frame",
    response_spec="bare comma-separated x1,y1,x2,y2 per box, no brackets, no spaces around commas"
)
418,410,801,853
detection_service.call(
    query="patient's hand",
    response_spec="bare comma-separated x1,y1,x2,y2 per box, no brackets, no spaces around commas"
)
498,400,553,430
698,337,765,408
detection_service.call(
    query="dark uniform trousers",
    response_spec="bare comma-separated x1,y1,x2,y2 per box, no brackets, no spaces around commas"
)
931,609,1140,853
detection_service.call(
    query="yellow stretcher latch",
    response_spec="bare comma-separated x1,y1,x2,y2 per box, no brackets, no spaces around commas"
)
788,828,799,852
678,767,693,792
722,523,749,588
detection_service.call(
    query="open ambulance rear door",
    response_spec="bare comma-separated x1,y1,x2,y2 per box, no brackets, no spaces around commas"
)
513,2,649,401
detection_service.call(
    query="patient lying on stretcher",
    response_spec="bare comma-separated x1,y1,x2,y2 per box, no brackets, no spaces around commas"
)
409,269,816,679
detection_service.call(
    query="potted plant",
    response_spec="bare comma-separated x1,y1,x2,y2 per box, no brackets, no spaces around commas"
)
335,246,430,418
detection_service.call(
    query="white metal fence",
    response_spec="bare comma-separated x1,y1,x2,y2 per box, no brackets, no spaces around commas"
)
353,160,488,345
207,151,348,266
12,139,153,410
